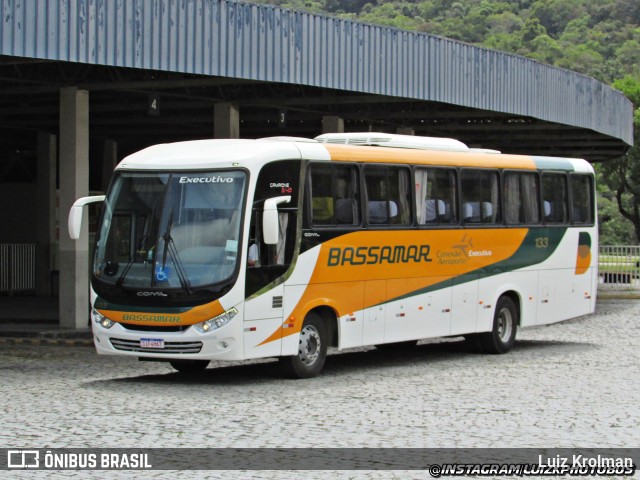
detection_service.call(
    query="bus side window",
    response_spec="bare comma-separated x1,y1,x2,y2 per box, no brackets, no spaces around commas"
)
248,159,301,269
248,210,290,267
504,171,540,225
460,169,500,224
272,212,289,265
415,167,457,225
309,163,360,227
542,173,568,224
364,165,411,226
570,174,594,224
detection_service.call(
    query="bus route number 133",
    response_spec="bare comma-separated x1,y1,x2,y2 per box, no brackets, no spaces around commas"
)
535,237,549,248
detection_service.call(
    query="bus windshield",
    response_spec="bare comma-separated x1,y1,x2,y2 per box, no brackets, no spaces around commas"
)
94,170,247,291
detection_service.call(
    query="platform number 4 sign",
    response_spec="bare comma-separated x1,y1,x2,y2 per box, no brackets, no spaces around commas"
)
148,94,160,116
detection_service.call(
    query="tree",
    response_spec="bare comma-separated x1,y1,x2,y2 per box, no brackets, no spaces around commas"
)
524,34,562,64
486,11,523,35
598,76,640,243
615,40,640,77
596,185,636,245
529,0,589,38
521,16,548,43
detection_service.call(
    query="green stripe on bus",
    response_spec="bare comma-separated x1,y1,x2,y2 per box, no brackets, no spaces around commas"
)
93,297,192,314
532,156,575,171
394,227,568,301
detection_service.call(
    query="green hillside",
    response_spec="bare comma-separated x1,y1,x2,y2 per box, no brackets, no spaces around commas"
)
260,0,639,83
260,0,640,243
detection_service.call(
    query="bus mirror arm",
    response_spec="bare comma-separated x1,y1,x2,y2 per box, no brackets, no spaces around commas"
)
68,195,106,240
263,195,291,245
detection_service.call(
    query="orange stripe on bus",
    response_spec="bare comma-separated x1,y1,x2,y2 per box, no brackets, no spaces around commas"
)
575,244,591,275
324,144,537,169
98,299,225,326
258,229,529,346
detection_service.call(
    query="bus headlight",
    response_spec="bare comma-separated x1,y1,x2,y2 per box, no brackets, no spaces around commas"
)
194,308,238,333
91,308,114,329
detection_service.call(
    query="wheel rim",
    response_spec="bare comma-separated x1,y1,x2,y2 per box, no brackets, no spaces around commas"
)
496,307,513,343
298,324,321,366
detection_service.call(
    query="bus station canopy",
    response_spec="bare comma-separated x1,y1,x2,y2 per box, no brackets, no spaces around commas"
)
0,0,634,174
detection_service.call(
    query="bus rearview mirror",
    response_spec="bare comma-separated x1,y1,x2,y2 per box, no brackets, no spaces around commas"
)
263,195,291,245
68,195,106,239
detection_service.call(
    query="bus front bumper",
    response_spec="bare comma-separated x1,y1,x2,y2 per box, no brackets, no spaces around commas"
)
91,321,244,361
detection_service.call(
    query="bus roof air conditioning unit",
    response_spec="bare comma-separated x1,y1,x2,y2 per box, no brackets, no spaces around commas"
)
315,132,470,152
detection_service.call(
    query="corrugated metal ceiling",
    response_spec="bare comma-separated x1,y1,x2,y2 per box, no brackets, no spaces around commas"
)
0,0,633,147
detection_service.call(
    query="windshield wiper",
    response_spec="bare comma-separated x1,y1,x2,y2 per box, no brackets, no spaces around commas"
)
159,211,192,294
160,211,174,271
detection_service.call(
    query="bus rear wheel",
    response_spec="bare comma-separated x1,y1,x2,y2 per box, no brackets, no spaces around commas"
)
279,312,328,379
479,296,517,354
170,359,210,373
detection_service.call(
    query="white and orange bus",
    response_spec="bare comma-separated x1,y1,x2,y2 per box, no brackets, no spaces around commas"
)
69,133,597,378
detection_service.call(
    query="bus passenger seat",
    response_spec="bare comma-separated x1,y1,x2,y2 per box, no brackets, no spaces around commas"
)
463,202,480,222
425,199,445,223
481,202,493,222
335,198,356,224
388,201,398,219
543,201,552,220
368,200,397,224
312,197,334,223
441,201,452,222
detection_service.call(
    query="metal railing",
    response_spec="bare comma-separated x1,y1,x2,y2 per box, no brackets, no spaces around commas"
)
599,245,640,290
1,243,637,293
0,243,37,293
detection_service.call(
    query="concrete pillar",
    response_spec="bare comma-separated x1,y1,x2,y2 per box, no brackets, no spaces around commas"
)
101,139,118,192
396,127,415,135
213,102,240,139
36,132,56,296
322,115,344,134
58,87,90,330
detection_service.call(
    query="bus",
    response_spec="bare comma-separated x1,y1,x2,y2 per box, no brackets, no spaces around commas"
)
68,133,597,378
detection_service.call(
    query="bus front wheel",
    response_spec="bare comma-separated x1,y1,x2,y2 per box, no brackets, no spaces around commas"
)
170,359,210,373
479,296,518,354
280,312,328,379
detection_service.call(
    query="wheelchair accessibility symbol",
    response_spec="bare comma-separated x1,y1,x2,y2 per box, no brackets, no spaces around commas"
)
155,265,170,282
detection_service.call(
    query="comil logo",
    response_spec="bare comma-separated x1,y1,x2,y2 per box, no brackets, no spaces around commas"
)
8,450,39,469
136,291,168,297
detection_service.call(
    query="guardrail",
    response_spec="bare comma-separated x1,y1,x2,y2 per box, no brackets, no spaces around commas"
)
0,243,37,293
599,245,640,290
0,243,637,293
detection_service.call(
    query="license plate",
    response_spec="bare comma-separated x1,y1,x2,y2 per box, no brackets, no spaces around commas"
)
140,338,165,349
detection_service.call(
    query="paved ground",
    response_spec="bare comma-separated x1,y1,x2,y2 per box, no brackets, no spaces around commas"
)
1,299,639,479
